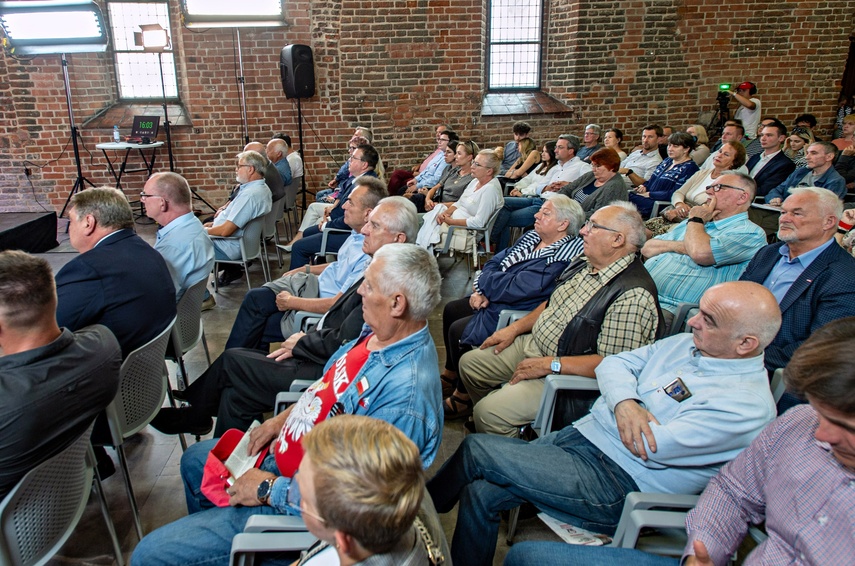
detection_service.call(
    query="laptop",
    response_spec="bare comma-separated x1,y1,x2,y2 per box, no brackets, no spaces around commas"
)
127,116,160,143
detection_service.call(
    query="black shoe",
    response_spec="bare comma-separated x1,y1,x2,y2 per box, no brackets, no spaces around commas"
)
92,445,116,480
217,266,244,287
149,407,213,436
171,388,188,403
463,418,476,434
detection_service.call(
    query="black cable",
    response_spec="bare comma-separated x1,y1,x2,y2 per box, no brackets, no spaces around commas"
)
24,174,51,213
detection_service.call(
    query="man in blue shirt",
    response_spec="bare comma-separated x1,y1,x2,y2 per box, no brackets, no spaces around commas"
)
765,141,846,204
427,281,782,566
144,172,214,302
740,186,855,410
264,138,293,189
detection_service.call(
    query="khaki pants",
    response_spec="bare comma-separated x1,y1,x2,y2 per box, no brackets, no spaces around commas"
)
459,333,545,437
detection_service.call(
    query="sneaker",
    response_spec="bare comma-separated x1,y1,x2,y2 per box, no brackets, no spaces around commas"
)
281,244,293,253
201,295,216,311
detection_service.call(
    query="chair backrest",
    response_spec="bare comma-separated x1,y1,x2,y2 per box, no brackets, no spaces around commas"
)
170,278,208,358
0,423,94,566
284,176,302,210
264,198,286,239
106,318,176,442
238,216,266,261
770,367,785,404
668,302,699,337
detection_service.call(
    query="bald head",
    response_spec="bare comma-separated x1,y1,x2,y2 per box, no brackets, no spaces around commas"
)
244,142,265,154
689,281,781,359
266,138,287,164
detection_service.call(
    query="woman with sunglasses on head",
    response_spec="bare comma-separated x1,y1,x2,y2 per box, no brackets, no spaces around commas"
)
783,127,814,169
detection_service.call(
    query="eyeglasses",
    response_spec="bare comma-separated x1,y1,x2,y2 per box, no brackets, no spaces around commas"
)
352,155,368,163
438,137,450,143
285,471,325,524
583,219,620,233
705,183,745,193
471,162,487,168
139,192,166,202
236,164,252,169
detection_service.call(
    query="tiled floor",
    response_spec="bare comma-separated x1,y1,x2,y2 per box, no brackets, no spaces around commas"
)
40,217,558,566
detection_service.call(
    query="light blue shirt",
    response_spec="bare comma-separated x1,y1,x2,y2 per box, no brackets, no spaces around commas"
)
317,232,369,297
575,333,775,494
645,212,766,313
273,157,292,186
415,150,448,188
212,179,272,260
761,237,835,304
155,212,215,301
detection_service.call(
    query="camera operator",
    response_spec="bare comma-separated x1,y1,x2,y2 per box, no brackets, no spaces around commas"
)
730,81,761,140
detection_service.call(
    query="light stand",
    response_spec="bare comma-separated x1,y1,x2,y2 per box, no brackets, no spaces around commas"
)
137,24,175,172
235,29,250,145
0,0,109,217
155,52,175,171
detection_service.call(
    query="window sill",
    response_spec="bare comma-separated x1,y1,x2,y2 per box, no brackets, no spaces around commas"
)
481,91,573,117
83,101,193,130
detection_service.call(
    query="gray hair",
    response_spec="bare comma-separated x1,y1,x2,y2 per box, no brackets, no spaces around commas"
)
150,172,191,207
476,149,502,176
787,186,844,219
372,244,441,320
605,200,646,249
267,138,287,160
374,196,419,243
542,193,584,236
69,186,133,230
354,126,373,142
718,170,757,202
585,124,602,138
237,150,268,175
244,141,265,154
558,134,581,153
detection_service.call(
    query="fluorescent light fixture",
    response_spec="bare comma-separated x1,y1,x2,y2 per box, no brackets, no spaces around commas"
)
0,0,107,55
134,23,170,52
180,0,285,28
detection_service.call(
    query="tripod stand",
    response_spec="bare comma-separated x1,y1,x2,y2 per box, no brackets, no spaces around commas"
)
59,53,96,218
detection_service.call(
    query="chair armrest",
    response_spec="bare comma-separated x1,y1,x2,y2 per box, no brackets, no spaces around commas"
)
244,515,308,533
650,200,672,218
274,392,303,415
532,374,600,436
292,311,322,334
289,380,314,393
610,491,698,548
618,509,689,551
230,532,317,566
208,235,240,241
496,309,531,330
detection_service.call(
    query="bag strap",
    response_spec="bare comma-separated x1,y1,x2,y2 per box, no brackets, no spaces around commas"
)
413,517,445,565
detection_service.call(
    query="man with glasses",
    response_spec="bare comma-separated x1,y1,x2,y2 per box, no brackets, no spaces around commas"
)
143,172,214,303
205,150,272,286
387,126,459,194
642,172,766,331
578,124,604,163
430,280,781,566
460,203,663,438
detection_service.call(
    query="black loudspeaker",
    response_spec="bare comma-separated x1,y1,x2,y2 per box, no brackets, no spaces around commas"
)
280,44,315,99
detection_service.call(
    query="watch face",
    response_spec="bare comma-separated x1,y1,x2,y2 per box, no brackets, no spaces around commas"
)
257,479,271,501
551,360,561,373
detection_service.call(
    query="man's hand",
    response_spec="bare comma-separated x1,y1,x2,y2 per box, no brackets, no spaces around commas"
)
842,208,855,225
480,325,518,354
688,196,719,223
684,541,714,566
228,469,277,507
614,400,660,460
267,331,306,362
768,198,782,207
247,416,284,456
543,182,563,193
279,267,301,279
275,291,293,312
469,292,489,310
509,357,550,385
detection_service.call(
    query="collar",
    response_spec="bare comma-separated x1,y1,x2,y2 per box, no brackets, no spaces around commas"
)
156,212,197,239
94,228,131,248
0,329,74,370
583,253,636,285
777,236,835,267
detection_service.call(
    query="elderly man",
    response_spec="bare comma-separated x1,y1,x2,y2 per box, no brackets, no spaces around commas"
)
491,134,591,251
619,125,664,187
133,243,444,565
245,141,285,203
263,138,292,189
746,120,795,197
578,124,604,162
276,133,303,180
224,178,387,352
150,197,420,437
0,251,121,499
643,172,766,329
56,187,175,358
429,280,782,566
740,187,855,409
207,150,273,286
289,144,380,269
143,172,214,303
458,203,663,437
505,316,855,566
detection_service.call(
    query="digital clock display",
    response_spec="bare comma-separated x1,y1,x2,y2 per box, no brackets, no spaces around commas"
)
132,115,160,138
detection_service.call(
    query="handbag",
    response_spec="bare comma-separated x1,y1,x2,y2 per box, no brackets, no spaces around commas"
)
200,428,270,507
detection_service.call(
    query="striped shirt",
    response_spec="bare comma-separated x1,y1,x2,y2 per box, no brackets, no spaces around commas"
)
685,405,855,566
531,254,660,357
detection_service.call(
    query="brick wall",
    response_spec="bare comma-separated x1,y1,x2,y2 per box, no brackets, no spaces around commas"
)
1,0,853,212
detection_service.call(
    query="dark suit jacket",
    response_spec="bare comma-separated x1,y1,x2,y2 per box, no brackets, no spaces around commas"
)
747,151,796,197
55,229,177,358
740,240,855,371
292,277,364,368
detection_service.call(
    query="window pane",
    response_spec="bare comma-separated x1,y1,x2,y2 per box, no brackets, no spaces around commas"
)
487,0,542,90
107,2,178,100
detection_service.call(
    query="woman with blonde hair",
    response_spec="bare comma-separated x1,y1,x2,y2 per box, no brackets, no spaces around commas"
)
687,124,710,166
502,137,539,181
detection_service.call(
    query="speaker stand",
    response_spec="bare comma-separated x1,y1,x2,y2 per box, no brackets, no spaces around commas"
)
297,97,307,211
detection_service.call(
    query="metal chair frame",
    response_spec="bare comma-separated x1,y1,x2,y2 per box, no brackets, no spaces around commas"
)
211,216,270,293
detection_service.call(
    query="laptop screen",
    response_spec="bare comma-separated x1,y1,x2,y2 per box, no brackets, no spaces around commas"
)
131,116,160,139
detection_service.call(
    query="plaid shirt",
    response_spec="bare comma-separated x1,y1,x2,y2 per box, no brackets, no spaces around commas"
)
531,254,659,357
685,405,855,565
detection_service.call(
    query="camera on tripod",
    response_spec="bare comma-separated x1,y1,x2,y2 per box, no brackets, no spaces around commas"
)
716,83,731,109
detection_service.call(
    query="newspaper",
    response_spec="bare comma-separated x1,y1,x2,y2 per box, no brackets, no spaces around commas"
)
223,420,262,486
537,512,612,546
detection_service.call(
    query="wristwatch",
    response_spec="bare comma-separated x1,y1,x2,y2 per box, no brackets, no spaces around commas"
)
625,169,634,177
551,357,561,374
257,477,276,505
687,216,705,225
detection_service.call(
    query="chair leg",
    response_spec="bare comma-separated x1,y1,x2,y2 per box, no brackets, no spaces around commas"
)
202,329,211,366
213,262,220,294
165,387,189,452
92,462,126,566
176,355,188,391
115,445,144,540
506,506,520,544
274,223,283,267
244,262,253,292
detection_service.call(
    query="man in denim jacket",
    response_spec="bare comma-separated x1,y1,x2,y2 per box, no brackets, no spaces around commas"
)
132,244,443,565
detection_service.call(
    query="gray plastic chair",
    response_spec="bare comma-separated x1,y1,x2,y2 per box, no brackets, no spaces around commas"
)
169,277,212,391
103,317,176,541
262,198,286,268
442,206,503,276
0,423,123,566
212,216,270,292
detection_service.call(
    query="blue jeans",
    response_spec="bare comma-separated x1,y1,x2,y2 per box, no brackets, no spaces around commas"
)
504,542,680,566
224,287,285,351
427,427,639,566
490,197,542,251
288,226,349,270
131,440,290,566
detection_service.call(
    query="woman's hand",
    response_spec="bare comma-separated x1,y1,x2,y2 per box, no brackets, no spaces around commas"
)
510,188,522,197
425,198,436,211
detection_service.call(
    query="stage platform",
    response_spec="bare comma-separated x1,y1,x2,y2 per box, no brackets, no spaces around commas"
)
0,212,59,253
